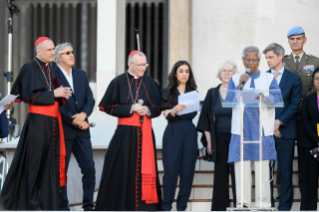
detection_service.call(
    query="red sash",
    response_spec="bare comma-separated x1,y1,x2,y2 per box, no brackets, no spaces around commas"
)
118,113,159,204
29,102,66,187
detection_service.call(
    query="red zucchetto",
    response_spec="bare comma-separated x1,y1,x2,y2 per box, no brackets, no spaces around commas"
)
128,50,141,59
35,37,50,47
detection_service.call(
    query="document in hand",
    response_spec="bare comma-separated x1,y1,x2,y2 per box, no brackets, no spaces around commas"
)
0,94,19,114
177,91,200,115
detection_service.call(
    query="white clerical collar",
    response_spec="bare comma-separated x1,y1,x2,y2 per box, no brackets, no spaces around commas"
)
128,69,139,79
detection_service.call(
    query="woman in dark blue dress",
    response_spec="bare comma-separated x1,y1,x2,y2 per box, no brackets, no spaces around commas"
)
161,61,198,211
197,60,238,210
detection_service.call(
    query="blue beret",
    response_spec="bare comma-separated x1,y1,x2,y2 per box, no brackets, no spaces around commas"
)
287,26,305,38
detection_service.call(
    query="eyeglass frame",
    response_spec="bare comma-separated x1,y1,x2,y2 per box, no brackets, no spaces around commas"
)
60,51,75,56
130,62,149,68
221,70,234,74
243,58,260,63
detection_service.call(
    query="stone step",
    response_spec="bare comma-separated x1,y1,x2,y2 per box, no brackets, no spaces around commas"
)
158,171,300,185
156,157,300,171
69,199,319,211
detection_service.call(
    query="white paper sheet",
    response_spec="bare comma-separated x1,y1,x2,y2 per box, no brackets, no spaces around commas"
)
177,91,200,115
0,94,19,114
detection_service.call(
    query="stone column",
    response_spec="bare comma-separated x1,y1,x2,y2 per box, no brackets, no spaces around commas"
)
96,0,125,108
168,0,192,73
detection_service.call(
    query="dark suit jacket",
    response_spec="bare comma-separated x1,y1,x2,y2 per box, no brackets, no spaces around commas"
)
53,66,95,140
300,91,319,148
0,97,8,138
197,84,222,162
267,69,302,139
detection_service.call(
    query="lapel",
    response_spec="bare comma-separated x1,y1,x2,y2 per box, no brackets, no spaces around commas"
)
279,69,289,89
285,53,297,73
298,52,308,74
267,69,289,88
72,69,80,101
56,66,72,88
309,92,319,118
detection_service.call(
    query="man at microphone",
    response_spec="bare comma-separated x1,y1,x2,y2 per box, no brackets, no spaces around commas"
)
227,46,279,208
53,43,96,211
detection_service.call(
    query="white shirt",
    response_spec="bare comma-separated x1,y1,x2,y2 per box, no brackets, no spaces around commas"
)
271,66,285,85
292,52,304,63
58,65,74,93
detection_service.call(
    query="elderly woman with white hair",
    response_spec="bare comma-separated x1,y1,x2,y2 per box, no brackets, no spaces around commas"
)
197,60,238,211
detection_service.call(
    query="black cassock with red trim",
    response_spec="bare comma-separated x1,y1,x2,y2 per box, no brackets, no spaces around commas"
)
0,57,66,210
96,71,163,211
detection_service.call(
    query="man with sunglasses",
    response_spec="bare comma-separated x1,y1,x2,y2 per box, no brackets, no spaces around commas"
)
53,43,95,211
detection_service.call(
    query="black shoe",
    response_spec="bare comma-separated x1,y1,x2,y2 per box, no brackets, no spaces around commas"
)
276,196,280,199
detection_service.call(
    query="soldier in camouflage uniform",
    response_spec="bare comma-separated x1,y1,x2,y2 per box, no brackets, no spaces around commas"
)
281,26,319,198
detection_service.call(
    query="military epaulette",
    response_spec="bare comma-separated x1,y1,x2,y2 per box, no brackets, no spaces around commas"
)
284,55,289,57
308,54,319,59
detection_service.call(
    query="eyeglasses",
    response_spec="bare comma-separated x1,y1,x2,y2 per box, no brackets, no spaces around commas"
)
61,51,74,56
244,59,259,63
221,70,234,74
131,63,149,68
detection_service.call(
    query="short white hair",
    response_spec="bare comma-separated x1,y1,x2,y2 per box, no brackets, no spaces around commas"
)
54,43,73,64
128,52,146,64
216,60,238,81
242,46,261,59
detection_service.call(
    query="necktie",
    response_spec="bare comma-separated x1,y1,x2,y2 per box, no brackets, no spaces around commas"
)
274,72,281,83
295,56,300,69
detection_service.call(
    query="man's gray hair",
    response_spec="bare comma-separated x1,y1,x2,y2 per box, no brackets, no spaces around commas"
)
54,43,73,64
35,39,53,52
128,52,146,64
217,60,238,81
242,46,261,59
262,43,285,56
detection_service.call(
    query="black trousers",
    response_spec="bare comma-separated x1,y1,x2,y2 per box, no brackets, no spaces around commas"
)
211,132,236,211
300,147,319,210
296,119,304,193
60,134,96,211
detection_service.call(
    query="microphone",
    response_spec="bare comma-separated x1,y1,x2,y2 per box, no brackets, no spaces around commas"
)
240,68,251,90
79,122,96,129
138,99,144,124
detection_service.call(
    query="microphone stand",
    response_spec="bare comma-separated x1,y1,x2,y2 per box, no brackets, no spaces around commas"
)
135,28,140,51
1,0,20,190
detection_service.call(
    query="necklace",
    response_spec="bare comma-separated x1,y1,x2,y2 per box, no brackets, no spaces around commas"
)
126,70,143,104
34,58,52,91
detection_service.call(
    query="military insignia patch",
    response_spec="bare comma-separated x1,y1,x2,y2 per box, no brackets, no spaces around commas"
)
302,65,315,73
300,28,303,33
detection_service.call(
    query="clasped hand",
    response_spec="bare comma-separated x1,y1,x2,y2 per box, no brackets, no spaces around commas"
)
54,86,72,99
132,103,149,116
72,112,89,130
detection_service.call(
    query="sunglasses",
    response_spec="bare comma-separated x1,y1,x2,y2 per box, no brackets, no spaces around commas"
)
61,51,74,55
